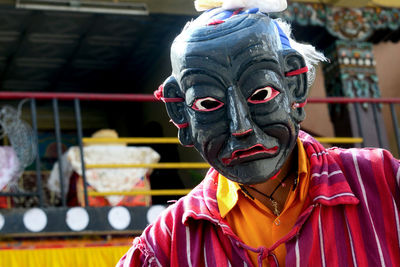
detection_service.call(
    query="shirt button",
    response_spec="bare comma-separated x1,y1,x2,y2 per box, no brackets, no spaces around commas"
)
274,219,281,226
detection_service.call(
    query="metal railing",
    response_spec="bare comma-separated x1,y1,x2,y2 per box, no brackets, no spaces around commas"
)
0,92,398,207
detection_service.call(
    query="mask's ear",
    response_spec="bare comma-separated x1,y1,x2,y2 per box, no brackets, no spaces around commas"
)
160,76,194,147
282,50,309,123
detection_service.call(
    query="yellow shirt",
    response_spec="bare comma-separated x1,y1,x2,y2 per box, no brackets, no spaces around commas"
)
217,139,310,267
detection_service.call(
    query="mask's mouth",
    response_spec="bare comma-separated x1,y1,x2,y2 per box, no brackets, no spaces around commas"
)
221,144,278,166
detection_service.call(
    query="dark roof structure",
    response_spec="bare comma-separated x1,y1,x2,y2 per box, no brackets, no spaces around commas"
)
0,5,191,93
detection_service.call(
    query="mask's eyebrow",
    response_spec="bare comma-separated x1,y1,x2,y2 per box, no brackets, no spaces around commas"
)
236,56,281,79
180,68,226,89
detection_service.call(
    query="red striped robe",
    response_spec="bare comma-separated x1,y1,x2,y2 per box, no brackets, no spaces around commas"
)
118,131,400,267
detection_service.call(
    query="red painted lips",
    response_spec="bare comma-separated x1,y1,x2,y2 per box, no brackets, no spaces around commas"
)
222,144,278,165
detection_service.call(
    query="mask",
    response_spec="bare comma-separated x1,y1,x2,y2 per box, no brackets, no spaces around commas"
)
161,14,309,184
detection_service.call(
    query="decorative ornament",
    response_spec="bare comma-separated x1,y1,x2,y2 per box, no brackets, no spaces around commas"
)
195,0,287,13
0,99,37,171
0,99,37,191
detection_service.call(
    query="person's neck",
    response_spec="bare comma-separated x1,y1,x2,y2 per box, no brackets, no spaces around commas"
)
242,147,298,215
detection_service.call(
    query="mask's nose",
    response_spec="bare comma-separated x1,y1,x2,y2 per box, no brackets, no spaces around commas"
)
227,86,253,137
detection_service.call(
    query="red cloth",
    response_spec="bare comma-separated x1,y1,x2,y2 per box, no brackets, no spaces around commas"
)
118,131,400,267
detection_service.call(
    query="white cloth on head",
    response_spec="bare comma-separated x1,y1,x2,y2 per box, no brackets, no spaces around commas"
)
223,0,287,13
195,0,287,13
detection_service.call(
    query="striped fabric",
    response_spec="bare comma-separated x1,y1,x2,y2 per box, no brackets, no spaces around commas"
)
117,131,400,267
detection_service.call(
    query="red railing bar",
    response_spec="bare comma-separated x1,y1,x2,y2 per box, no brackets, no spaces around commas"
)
307,97,400,104
1,92,400,104
0,92,156,102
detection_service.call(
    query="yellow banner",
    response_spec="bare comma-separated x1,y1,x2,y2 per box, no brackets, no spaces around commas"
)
0,246,130,267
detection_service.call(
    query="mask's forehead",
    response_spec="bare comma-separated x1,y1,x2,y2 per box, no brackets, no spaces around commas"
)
171,15,282,83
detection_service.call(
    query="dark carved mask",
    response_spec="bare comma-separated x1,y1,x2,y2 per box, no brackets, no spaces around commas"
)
162,14,309,185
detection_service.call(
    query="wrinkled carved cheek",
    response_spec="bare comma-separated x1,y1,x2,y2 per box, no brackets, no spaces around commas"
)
255,124,292,152
251,110,295,135
191,125,225,158
208,135,228,161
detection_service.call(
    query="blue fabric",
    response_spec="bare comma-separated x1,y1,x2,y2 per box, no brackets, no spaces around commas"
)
273,21,292,49
206,8,291,50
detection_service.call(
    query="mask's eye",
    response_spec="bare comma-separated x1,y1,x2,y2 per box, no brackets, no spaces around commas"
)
247,86,279,104
192,97,224,112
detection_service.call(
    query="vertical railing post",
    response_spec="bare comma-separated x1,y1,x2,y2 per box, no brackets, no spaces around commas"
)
74,99,89,206
52,98,66,206
390,103,400,156
30,98,43,207
372,103,383,148
353,103,365,147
